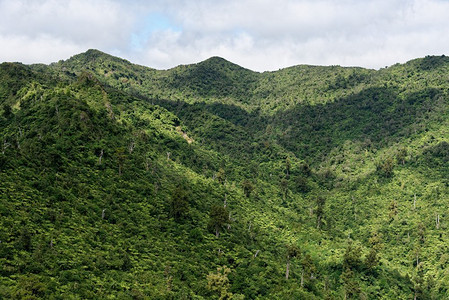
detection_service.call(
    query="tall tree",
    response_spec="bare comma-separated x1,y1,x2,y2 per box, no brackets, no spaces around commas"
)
169,184,189,221
316,195,326,229
285,244,300,280
208,205,229,237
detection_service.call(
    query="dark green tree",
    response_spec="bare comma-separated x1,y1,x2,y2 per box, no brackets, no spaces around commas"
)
169,184,189,221
365,231,383,272
341,268,360,299
242,179,254,198
216,168,226,184
316,195,326,229
396,147,407,165
295,175,310,193
115,147,126,175
285,157,291,179
2,104,12,118
300,253,317,289
285,244,300,280
376,156,395,177
208,205,229,237
343,241,362,270
280,178,289,200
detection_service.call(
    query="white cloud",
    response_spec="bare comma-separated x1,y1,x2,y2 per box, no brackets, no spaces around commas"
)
1,0,449,70
0,34,85,64
0,0,134,63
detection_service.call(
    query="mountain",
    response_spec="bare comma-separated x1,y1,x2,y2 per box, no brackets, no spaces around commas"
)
2,50,449,299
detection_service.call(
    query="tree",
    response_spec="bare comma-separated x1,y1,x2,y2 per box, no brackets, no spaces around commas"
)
285,157,291,179
208,205,229,237
365,232,383,272
295,175,310,193
343,241,362,270
2,104,12,118
285,244,300,280
316,196,326,229
300,162,311,176
241,179,254,198
341,267,360,299
115,147,126,175
365,249,379,272
169,184,189,221
388,200,398,221
396,147,407,165
280,178,289,200
300,253,317,289
376,156,395,177
216,168,226,184
206,266,232,300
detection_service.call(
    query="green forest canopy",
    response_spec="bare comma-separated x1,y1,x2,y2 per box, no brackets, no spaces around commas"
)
2,50,449,299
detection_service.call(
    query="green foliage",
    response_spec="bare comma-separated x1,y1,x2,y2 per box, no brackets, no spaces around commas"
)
341,268,360,299
2,103,12,118
169,184,190,221
208,205,229,237
2,50,449,298
376,155,395,178
207,266,233,300
241,179,254,198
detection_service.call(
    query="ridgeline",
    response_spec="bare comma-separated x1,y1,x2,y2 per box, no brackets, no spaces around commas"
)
2,50,449,298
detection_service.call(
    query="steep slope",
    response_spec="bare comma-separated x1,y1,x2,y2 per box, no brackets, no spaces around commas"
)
2,51,449,298
0,63,317,299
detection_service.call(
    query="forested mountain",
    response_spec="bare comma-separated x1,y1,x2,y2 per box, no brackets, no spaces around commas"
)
2,49,449,299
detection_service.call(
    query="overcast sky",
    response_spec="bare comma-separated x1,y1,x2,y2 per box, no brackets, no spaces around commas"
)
1,0,449,71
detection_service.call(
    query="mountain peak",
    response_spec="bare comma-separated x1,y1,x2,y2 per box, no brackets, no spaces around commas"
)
198,56,255,73
204,56,230,63
62,49,132,67
83,49,108,58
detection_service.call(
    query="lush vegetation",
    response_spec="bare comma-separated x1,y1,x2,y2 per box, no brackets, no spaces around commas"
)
2,50,449,299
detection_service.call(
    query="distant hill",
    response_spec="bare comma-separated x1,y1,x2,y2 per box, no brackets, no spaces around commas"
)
2,50,449,299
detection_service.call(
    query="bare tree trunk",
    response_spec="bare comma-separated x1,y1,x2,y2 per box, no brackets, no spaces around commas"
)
436,214,440,229
285,257,290,280
154,182,160,195
414,194,416,209
254,250,260,258
99,149,103,165
128,141,135,154
2,139,10,154
301,270,304,287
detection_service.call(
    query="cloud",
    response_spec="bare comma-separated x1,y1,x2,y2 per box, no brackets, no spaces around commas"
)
0,0,134,63
1,0,449,70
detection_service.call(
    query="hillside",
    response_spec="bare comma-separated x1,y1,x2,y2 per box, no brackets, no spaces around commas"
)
2,50,449,299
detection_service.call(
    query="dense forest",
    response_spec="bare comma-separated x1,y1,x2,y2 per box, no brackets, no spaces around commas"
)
2,49,449,299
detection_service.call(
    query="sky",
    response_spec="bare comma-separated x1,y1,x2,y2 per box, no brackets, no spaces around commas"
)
1,0,449,71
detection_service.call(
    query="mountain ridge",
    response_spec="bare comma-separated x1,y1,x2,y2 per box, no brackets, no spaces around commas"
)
38,48,439,73
2,50,449,299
